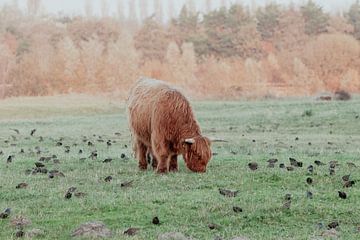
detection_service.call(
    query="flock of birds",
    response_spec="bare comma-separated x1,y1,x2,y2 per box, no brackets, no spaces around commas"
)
0,126,359,238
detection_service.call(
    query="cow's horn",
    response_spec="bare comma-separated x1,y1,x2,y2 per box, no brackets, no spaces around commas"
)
209,137,228,142
184,138,195,144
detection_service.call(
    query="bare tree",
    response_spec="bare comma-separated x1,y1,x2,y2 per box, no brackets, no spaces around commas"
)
168,1,176,19
139,0,148,21
128,0,138,22
101,0,109,18
205,0,212,13
187,0,196,14
27,0,41,16
154,0,163,23
85,0,93,18
117,0,125,21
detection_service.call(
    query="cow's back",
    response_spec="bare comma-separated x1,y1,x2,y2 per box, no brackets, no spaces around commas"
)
127,78,175,145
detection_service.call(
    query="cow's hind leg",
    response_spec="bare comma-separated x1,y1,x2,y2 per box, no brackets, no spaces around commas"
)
169,155,178,172
136,141,148,170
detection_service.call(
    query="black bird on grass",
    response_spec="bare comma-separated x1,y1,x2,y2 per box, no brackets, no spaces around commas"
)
307,165,314,174
338,191,347,199
30,129,36,136
248,162,258,171
314,160,326,166
7,155,13,163
219,188,238,197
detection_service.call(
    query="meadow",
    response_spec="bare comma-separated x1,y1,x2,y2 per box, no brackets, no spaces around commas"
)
0,95,359,240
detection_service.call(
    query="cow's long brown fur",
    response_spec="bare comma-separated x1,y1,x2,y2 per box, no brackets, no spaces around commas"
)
127,78,212,173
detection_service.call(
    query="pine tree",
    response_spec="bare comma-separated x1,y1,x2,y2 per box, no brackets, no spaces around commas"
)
256,3,281,40
347,0,360,39
134,18,169,61
300,0,329,35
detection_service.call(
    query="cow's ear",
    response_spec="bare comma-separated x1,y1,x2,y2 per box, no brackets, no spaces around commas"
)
184,138,195,145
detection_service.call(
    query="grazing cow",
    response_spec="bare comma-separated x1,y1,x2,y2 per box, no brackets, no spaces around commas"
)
127,78,212,173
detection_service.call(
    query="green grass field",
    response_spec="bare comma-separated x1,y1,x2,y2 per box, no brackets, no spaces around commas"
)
0,95,360,240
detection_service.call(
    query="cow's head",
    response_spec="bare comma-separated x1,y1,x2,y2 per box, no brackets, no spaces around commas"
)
182,136,212,173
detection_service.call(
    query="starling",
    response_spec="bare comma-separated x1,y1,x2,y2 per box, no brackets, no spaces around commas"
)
106,140,112,147
267,163,275,168
283,194,292,209
219,188,238,197
104,176,112,182
267,158,278,164
120,153,126,159
120,180,133,188
90,151,98,160
67,187,77,193
30,129,36,136
338,191,347,199
103,158,113,163
7,155,13,163
279,163,285,168
342,175,350,182
124,228,139,236
15,230,24,238
152,217,160,225
248,162,258,171
307,165,314,174
306,191,313,199
286,166,294,171
289,157,298,166
314,160,326,166
74,192,86,198
233,206,243,213
64,192,72,199
306,177,313,185
0,208,11,219
328,221,339,229
35,162,45,168
343,180,355,188
88,141,93,146
208,223,220,230
16,183,28,189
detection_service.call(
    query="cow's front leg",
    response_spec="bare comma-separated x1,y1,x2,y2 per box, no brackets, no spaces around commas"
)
155,154,170,173
169,155,178,172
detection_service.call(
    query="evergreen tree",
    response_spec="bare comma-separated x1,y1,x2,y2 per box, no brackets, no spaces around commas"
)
300,0,329,35
134,17,169,61
256,3,281,40
347,0,360,39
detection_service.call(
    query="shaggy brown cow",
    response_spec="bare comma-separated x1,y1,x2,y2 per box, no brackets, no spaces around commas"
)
127,78,212,173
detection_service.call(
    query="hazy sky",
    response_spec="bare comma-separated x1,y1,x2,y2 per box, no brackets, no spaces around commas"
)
0,0,356,19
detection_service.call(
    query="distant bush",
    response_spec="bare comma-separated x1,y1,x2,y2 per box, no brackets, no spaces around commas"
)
334,90,351,101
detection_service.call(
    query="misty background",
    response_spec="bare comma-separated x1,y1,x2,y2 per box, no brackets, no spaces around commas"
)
0,0,359,99
0,0,355,19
